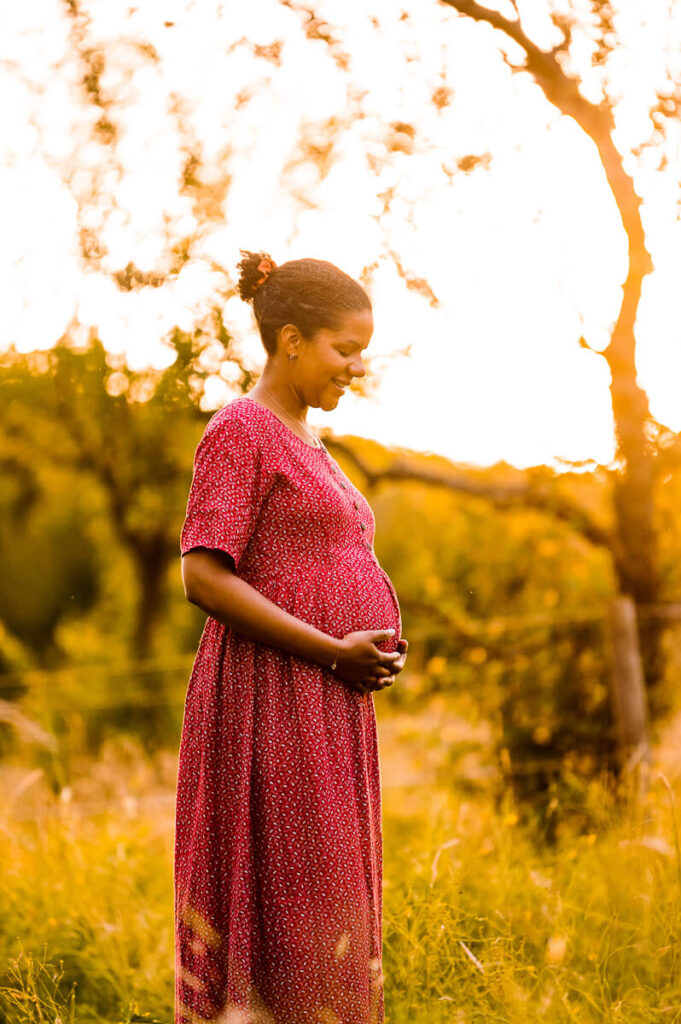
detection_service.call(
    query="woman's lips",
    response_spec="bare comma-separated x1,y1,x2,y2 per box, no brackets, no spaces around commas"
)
331,378,349,392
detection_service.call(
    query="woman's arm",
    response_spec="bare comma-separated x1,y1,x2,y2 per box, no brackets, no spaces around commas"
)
181,548,342,668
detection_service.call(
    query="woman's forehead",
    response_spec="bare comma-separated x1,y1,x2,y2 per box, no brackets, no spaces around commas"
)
330,310,373,335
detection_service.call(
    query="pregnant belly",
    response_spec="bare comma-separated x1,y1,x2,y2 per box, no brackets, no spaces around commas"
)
339,562,402,647
256,553,402,654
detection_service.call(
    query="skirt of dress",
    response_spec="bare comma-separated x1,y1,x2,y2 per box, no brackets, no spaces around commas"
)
174,564,401,1024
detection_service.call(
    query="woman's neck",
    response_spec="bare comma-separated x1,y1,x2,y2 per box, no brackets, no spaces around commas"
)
250,375,308,424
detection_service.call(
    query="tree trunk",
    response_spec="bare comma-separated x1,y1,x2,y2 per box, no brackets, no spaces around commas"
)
441,0,665,690
607,596,651,802
605,220,662,689
132,551,167,662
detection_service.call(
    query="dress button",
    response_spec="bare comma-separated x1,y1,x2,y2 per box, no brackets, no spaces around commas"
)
360,523,366,531
339,481,347,489
353,500,359,509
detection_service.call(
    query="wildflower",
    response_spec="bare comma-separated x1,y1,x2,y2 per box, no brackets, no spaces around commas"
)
546,936,567,964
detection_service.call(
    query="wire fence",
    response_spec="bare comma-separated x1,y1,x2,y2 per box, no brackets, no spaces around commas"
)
2,600,679,688
2,600,680,821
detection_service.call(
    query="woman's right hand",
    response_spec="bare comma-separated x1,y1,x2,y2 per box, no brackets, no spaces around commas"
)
332,630,403,696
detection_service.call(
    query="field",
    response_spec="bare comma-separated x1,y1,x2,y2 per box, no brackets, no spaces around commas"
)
3,704,681,1024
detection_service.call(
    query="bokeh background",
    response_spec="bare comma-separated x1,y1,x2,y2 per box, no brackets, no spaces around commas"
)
2,2,681,1021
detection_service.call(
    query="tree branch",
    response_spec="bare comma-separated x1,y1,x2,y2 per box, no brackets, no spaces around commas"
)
324,437,616,555
440,0,652,279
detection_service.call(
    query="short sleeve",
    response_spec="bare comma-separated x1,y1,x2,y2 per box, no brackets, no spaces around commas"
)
180,409,267,573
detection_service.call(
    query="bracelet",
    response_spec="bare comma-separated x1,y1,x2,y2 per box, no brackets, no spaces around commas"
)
329,637,341,671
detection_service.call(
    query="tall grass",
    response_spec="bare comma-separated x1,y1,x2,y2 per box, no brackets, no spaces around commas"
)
2,733,681,1023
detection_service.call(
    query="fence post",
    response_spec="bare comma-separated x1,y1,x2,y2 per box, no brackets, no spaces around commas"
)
606,595,651,802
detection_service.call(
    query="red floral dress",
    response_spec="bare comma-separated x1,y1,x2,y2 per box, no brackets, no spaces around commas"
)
175,395,402,1024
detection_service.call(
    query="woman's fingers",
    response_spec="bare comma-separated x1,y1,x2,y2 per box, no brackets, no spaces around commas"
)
348,672,395,695
345,638,410,693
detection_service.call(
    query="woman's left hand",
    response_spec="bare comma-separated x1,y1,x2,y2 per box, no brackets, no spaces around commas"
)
371,638,408,691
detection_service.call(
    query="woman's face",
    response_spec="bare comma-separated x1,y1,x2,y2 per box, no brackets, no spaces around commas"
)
296,309,374,411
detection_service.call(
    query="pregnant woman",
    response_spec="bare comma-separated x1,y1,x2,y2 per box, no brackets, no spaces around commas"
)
175,250,408,1024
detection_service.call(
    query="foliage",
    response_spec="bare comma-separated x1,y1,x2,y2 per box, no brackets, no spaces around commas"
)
2,377,681,802
0,329,249,666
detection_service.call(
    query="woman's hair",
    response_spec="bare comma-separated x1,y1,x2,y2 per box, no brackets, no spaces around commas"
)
235,250,371,356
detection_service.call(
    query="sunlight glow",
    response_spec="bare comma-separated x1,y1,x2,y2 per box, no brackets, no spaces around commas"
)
2,0,680,468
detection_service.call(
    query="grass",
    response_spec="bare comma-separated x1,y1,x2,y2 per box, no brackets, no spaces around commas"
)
2,726,681,1023
382,787,681,1022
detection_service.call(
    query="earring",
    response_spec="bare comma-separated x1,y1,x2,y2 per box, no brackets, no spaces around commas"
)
289,353,296,362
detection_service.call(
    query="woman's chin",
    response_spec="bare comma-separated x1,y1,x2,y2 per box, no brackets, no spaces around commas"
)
318,388,342,411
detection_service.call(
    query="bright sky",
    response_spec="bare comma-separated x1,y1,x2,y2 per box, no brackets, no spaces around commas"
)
1,0,680,470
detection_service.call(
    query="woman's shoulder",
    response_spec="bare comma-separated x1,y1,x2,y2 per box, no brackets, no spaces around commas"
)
204,395,263,436
201,395,281,461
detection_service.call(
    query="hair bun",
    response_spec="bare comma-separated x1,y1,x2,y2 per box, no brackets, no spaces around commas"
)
236,250,278,303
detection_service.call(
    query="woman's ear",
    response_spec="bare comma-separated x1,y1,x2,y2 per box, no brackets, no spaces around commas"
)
278,323,303,357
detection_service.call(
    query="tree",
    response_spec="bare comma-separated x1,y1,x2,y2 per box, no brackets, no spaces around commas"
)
7,0,681,752
0,324,251,662
438,1,678,685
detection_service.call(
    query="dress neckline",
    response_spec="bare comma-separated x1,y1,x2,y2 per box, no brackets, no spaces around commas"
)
240,394,325,451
